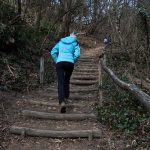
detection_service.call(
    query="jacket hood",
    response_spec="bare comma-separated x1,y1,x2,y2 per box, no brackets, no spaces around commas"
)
61,36,76,44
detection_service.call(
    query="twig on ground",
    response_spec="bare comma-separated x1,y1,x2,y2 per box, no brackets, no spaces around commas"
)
4,59,17,78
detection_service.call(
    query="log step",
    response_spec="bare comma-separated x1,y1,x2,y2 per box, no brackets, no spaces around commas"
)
76,64,97,67
70,80,98,86
25,100,84,107
73,72,98,77
72,75,97,80
74,69,98,72
78,61,95,63
78,58,94,61
73,72,98,76
70,88,98,93
46,87,98,93
79,57,94,59
75,66,97,69
10,126,102,139
37,93,96,100
76,67,97,70
22,110,97,120
79,58,94,60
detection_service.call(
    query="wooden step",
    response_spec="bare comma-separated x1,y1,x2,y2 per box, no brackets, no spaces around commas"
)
79,57,95,59
75,68,98,71
24,100,84,107
76,61,97,64
76,64,97,67
78,60,95,63
73,72,98,76
22,110,97,120
76,66,98,70
10,126,102,139
72,75,97,80
70,80,98,86
74,69,98,72
37,93,96,100
70,84,97,89
79,58,94,60
46,87,98,93
70,88,98,92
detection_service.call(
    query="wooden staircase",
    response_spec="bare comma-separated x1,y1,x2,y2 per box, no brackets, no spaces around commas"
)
9,47,103,149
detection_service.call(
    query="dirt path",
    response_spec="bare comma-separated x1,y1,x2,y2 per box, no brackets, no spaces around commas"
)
2,38,132,150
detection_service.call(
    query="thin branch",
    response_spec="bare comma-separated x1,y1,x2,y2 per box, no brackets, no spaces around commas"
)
4,59,16,78
40,3,84,53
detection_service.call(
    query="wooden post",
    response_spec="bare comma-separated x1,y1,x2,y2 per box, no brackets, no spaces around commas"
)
40,56,44,85
98,48,106,107
98,59,102,107
17,0,21,15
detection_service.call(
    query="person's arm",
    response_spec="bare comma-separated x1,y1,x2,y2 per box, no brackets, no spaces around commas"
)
50,43,59,63
73,42,80,63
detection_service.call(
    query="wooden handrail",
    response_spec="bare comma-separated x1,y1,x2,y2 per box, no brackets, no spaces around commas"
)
99,53,150,112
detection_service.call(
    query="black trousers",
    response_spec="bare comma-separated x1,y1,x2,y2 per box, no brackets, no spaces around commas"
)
56,61,74,104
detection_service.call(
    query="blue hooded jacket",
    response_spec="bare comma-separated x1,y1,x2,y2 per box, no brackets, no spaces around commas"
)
50,36,80,64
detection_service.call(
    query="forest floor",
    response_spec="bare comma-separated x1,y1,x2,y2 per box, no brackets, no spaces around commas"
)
0,36,148,150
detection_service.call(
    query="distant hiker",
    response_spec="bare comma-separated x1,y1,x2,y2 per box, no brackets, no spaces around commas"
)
104,33,111,45
50,32,80,113
103,37,108,44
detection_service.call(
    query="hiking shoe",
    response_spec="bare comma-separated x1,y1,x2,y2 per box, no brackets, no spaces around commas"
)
60,102,66,113
64,99,72,104
64,99,69,104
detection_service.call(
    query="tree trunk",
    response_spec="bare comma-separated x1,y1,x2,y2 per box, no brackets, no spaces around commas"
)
17,0,21,15
142,16,150,75
35,7,42,30
93,0,98,21
62,0,72,36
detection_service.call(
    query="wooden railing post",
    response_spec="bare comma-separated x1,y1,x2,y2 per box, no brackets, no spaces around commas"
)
40,56,44,85
98,58,102,107
98,48,106,107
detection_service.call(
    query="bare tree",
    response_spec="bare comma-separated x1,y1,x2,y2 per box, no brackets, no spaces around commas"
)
17,0,21,15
